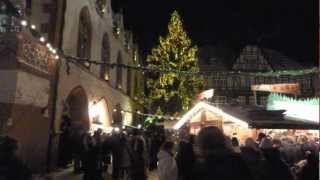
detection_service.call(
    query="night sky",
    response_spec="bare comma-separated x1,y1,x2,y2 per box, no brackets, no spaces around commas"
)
112,0,318,66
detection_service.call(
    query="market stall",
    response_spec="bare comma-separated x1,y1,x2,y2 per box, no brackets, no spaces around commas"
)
174,101,250,139
174,101,319,143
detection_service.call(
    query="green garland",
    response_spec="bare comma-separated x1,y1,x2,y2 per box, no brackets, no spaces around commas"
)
254,67,318,77
267,93,320,108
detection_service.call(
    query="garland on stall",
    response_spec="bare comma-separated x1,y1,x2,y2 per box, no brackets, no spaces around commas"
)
113,108,180,121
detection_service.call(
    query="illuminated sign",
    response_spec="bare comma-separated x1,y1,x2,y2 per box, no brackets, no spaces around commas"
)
251,83,300,95
267,93,319,122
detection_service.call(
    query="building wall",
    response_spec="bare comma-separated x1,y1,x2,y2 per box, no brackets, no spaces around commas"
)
54,0,139,128
0,0,144,172
54,61,134,132
0,70,51,172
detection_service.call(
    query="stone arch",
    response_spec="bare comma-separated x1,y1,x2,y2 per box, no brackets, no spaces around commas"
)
65,86,90,131
115,51,123,89
100,33,111,80
57,86,89,167
77,7,92,63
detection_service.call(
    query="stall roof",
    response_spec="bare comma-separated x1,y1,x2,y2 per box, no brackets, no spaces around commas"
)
248,119,319,130
174,101,249,129
174,101,320,130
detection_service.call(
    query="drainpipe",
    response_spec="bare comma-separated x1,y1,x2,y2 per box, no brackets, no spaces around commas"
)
46,59,61,173
45,0,66,172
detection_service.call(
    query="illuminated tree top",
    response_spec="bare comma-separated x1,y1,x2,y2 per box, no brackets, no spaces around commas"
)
146,10,204,114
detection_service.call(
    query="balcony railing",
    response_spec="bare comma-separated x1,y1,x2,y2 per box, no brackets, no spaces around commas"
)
0,17,56,74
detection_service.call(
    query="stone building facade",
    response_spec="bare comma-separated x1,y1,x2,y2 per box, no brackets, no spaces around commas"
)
0,0,145,172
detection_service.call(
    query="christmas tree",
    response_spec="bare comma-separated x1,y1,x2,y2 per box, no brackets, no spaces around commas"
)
146,11,204,115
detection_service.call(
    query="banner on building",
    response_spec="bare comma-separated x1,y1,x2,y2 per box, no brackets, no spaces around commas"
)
251,83,300,95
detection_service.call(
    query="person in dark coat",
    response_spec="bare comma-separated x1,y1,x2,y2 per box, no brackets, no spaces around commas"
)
0,136,31,180
297,151,319,180
176,140,195,180
241,138,270,180
192,126,253,180
110,133,123,180
101,134,112,174
58,115,72,168
82,134,103,180
148,133,163,171
73,128,86,174
262,147,294,180
130,129,147,180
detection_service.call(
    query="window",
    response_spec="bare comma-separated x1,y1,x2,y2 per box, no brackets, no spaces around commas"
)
127,69,131,95
26,0,32,15
134,75,138,95
249,96,255,105
227,77,233,89
77,7,92,67
116,52,123,89
238,96,246,105
101,33,110,80
245,77,250,89
260,96,267,106
221,78,227,89
235,76,241,89
240,76,246,88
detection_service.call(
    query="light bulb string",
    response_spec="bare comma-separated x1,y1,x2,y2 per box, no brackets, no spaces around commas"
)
6,15,318,77
113,108,180,120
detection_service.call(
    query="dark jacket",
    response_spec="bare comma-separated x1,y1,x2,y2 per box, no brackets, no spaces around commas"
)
130,137,146,180
241,147,270,180
262,148,294,180
298,153,319,180
176,141,195,180
0,155,31,180
192,151,253,180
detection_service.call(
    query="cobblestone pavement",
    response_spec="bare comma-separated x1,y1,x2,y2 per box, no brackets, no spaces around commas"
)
33,168,158,180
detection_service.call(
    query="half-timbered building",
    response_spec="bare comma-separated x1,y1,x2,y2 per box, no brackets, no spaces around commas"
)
199,45,317,105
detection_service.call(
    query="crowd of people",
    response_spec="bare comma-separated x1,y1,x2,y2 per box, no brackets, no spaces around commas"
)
57,123,319,180
0,123,319,180
58,126,150,180
158,127,319,180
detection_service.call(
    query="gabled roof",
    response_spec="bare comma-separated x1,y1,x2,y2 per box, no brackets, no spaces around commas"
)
173,102,249,129
261,49,303,70
198,45,236,71
198,45,304,72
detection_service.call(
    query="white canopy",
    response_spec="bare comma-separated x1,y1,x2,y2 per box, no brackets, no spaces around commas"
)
173,101,249,130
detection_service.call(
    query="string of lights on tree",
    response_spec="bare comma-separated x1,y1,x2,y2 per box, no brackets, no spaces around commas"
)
112,108,180,121
12,17,318,78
